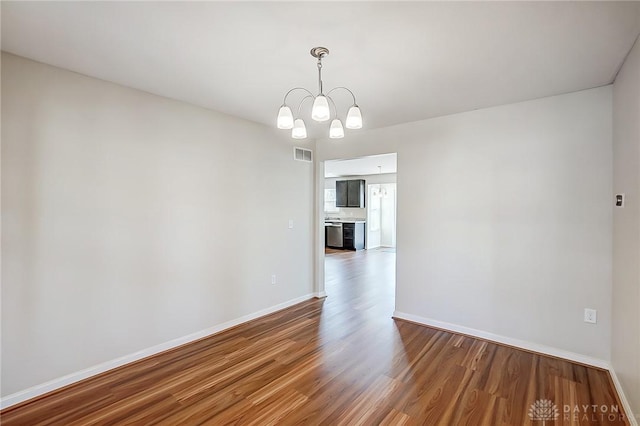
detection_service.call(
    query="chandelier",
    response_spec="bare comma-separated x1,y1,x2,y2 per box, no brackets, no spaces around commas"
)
277,47,362,139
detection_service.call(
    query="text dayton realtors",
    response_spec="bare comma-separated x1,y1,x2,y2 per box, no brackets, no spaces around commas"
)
563,404,625,422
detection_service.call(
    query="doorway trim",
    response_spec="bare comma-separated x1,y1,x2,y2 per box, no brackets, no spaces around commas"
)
314,160,327,298
314,154,398,298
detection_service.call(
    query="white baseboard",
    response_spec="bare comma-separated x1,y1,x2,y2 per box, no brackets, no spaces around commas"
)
313,291,327,298
609,366,639,426
1,293,315,410
392,310,609,368
393,311,638,425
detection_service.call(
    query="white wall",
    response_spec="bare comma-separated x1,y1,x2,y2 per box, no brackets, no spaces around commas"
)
612,35,640,418
1,53,314,398
318,86,613,361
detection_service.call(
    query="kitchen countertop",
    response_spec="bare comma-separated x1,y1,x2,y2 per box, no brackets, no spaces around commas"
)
324,219,366,224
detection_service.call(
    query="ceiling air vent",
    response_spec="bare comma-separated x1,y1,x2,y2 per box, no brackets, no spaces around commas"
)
293,147,313,163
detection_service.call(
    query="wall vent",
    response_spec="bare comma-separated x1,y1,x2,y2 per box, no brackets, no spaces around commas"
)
293,147,313,163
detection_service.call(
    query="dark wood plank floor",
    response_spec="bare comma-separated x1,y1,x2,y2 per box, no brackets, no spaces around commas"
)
1,249,629,425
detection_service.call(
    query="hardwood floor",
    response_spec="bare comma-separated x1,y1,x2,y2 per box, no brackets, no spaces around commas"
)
1,249,629,425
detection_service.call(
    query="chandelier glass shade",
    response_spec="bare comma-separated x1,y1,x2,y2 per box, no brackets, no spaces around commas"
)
277,47,362,139
291,118,307,139
277,105,294,129
329,119,345,138
346,105,363,129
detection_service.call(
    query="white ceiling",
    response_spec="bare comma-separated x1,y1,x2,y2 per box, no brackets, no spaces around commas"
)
2,2,639,139
325,153,397,178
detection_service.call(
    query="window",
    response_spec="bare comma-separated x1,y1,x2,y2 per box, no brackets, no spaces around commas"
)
324,188,339,213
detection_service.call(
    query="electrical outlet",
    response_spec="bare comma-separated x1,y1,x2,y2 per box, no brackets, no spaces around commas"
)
288,219,294,229
271,274,277,285
584,308,597,324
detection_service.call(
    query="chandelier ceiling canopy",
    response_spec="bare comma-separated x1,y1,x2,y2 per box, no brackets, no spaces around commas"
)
277,47,362,139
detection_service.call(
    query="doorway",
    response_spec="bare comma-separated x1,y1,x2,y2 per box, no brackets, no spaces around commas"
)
318,153,397,302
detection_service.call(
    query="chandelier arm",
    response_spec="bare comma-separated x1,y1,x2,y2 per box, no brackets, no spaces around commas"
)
326,86,358,105
296,95,315,117
326,95,338,120
283,87,315,105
